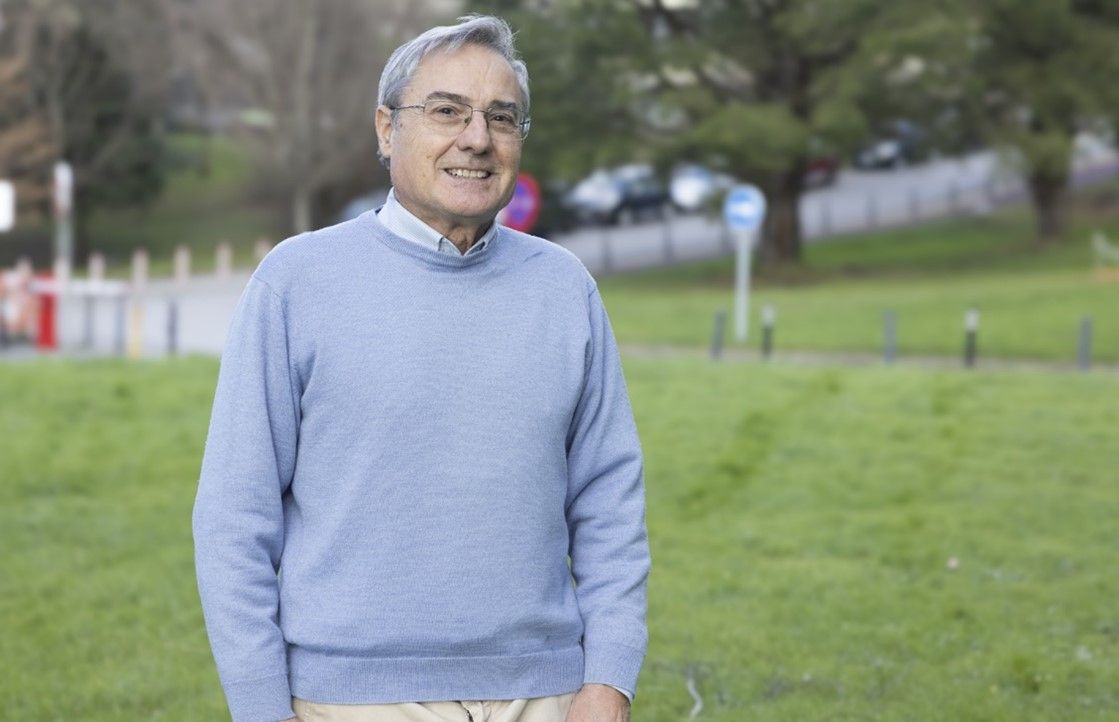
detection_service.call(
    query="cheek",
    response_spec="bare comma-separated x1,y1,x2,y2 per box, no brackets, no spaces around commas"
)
396,131,443,169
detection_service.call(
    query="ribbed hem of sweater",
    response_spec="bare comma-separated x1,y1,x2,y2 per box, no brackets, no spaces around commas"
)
288,644,584,704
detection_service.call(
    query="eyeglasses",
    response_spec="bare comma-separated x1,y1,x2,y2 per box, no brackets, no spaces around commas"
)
390,99,531,141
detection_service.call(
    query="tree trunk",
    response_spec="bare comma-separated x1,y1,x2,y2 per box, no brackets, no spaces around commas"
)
1027,169,1069,243
763,167,805,264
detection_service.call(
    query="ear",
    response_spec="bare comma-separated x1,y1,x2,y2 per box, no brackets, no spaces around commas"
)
374,105,394,160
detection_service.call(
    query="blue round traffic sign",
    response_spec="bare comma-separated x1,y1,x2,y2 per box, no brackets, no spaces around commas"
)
724,184,767,231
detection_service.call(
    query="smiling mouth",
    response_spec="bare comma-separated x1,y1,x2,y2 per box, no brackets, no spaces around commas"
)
445,168,492,179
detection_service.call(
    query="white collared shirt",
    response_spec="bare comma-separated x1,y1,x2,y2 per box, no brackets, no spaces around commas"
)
376,187,497,257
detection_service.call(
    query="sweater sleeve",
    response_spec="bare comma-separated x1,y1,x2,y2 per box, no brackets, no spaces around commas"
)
192,275,300,722
565,284,651,697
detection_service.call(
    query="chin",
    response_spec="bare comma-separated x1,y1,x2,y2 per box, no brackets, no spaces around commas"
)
446,200,505,222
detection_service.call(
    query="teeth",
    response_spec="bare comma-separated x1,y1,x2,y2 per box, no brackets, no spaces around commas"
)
447,168,490,179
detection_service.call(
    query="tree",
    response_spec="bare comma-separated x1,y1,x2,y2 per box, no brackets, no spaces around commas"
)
0,0,169,263
178,0,449,234
967,0,1119,242
0,15,56,221
630,0,966,264
469,0,647,184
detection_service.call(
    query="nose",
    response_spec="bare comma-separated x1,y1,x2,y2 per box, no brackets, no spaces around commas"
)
455,109,493,153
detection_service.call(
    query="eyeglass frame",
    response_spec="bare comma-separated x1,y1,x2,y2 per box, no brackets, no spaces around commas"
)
388,97,532,141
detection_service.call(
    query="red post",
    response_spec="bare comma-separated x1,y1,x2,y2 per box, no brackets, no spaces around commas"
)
35,273,58,351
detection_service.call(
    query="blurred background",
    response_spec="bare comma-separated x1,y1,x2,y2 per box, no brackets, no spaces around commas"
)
2,1,1118,720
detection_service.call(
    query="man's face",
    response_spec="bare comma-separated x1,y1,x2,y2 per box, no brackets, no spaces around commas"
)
375,44,523,236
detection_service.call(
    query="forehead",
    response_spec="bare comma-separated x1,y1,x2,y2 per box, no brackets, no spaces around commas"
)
407,43,521,106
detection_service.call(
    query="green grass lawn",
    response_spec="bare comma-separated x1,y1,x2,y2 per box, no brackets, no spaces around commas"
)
601,209,1119,362
2,358,1116,720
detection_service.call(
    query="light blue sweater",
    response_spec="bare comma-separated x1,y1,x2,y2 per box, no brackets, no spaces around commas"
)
192,211,651,722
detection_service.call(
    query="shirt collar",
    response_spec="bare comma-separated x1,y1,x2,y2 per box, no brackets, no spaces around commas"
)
377,187,496,257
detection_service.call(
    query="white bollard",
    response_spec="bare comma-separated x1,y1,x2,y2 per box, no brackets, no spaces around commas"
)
88,252,105,283
215,241,233,279
174,245,191,287
131,248,149,295
15,257,32,282
254,238,272,263
128,248,148,359
52,255,71,288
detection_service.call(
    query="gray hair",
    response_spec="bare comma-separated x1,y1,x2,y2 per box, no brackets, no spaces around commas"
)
378,14,530,116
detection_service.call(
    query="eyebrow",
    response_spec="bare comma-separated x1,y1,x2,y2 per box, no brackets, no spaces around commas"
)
424,91,520,112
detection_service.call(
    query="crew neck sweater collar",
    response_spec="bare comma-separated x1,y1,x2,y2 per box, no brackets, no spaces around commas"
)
362,206,501,270
376,187,497,258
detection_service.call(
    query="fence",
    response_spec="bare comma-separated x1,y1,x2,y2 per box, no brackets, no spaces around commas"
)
554,154,1119,276
0,240,271,358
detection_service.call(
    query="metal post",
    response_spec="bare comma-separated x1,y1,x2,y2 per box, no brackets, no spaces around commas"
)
908,188,920,222
53,162,74,273
820,199,832,237
710,309,727,360
662,212,674,264
963,308,979,368
1078,316,1093,371
761,304,775,360
601,226,613,274
167,297,179,357
734,230,754,343
883,310,897,365
867,194,877,229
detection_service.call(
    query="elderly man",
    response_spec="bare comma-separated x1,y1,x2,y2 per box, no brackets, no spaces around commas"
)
193,15,650,722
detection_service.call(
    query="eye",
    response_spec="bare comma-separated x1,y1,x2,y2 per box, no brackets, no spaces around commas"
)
430,103,463,118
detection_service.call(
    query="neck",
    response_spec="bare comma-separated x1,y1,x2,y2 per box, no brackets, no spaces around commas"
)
443,222,493,254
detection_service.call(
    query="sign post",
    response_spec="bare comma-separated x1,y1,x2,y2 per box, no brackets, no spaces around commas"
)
723,184,767,343
53,162,74,270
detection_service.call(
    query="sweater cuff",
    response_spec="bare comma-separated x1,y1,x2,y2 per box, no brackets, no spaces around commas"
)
223,673,294,722
583,641,645,697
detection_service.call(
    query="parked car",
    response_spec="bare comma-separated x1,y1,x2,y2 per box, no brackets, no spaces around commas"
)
565,164,669,226
854,120,928,170
803,154,840,188
532,178,578,237
668,156,835,216
669,164,735,213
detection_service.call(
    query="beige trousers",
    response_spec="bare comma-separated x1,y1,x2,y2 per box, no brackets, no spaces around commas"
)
292,692,577,722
